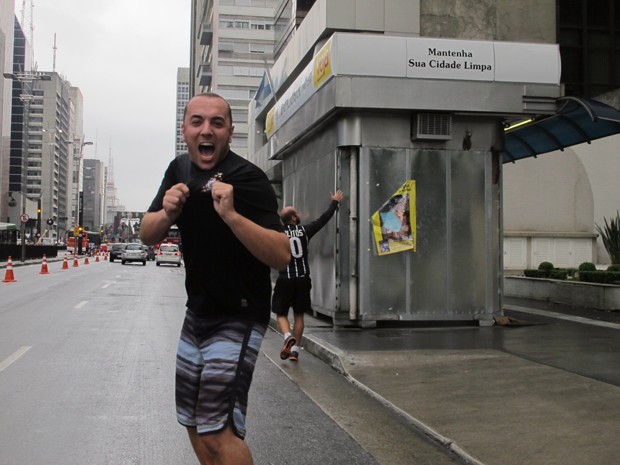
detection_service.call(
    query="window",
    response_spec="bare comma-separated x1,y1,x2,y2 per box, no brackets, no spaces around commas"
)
250,43,272,54
558,0,620,97
219,66,234,75
218,89,251,100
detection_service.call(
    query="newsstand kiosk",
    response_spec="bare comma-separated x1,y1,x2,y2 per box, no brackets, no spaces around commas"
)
249,33,561,326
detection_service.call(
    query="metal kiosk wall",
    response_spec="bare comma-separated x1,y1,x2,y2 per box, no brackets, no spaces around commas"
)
250,33,561,327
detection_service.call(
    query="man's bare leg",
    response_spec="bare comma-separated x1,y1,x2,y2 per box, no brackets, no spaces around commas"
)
276,314,291,335
292,313,305,346
187,425,253,465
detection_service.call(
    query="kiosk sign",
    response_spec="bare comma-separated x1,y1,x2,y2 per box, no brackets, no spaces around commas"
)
406,38,494,81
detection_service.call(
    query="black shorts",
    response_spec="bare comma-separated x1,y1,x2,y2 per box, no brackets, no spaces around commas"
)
271,276,312,316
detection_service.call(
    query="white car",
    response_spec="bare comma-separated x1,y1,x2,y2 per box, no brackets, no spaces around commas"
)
155,243,182,267
121,243,147,266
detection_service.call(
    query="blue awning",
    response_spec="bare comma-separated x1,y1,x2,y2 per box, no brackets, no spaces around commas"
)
502,97,620,163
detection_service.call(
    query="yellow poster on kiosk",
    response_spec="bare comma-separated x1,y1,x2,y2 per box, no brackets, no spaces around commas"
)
371,180,416,256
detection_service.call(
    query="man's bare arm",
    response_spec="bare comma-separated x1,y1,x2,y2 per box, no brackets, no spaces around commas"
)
140,183,189,245
211,181,290,269
223,211,291,270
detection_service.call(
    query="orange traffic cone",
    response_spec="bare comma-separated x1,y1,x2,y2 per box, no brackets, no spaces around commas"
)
2,256,17,283
73,254,79,267
95,253,100,263
84,256,90,265
61,254,69,270
39,254,50,274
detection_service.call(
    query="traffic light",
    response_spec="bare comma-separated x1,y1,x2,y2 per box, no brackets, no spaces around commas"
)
37,200,42,234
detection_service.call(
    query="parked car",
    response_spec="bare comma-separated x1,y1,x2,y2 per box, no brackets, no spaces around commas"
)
109,243,127,263
155,243,182,267
121,243,147,266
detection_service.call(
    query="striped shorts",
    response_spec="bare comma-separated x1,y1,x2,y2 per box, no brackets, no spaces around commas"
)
175,312,266,438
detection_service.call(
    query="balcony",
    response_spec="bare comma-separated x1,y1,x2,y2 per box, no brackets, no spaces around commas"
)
198,63,213,87
199,22,213,45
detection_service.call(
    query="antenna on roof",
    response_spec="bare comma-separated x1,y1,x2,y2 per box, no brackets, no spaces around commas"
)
52,33,57,72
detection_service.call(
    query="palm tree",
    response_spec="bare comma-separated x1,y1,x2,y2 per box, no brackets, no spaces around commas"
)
596,211,620,264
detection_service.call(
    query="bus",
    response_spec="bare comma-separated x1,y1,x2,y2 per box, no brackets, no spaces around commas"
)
67,231,102,254
156,225,181,252
163,225,181,247
66,235,88,254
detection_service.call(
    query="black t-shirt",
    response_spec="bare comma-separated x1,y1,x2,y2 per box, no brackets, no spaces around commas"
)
148,151,283,324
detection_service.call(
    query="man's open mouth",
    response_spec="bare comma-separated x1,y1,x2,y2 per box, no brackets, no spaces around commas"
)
199,143,214,155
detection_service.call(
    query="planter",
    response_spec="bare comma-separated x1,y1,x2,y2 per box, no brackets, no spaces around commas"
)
504,276,620,311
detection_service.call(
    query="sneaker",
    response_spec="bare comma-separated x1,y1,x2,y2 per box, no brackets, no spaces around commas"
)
280,335,296,360
288,350,299,362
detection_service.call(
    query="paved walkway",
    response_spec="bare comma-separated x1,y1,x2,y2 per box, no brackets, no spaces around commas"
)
271,301,620,465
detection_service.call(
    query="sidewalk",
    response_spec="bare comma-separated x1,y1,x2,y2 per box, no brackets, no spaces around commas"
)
0,253,82,269
272,303,620,465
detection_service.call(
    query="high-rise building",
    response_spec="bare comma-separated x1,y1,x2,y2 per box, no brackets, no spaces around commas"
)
2,7,89,243
35,72,74,242
82,158,105,232
175,67,190,157
4,66,85,241
190,0,280,156
104,148,125,229
3,14,40,229
1,2,17,223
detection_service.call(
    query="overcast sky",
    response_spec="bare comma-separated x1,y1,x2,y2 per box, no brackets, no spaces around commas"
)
23,0,191,212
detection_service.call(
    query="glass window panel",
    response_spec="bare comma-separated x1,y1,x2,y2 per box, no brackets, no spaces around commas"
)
559,28,583,46
560,47,584,81
559,0,584,26
588,49,610,81
587,0,610,27
588,31,611,47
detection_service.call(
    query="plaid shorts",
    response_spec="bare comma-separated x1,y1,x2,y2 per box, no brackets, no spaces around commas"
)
175,313,266,438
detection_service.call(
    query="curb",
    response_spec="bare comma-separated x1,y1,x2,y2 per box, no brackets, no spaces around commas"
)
268,317,487,465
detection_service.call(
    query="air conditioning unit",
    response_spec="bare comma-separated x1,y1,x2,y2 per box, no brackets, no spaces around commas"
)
412,113,452,141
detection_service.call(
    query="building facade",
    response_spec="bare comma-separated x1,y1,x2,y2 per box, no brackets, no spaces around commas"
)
104,149,125,230
175,67,190,157
81,158,105,233
190,0,280,156
240,0,619,325
502,0,620,269
0,0,16,225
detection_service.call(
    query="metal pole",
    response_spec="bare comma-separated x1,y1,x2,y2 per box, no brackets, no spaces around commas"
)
20,192,26,262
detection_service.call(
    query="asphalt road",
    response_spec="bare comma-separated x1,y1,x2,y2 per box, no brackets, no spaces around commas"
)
0,259,461,465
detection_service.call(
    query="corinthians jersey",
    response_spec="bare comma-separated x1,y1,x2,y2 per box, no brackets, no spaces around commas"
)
279,200,339,279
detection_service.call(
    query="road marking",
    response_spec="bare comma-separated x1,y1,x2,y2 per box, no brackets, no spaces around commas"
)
75,301,88,309
0,346,32,372
101,283,110,289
